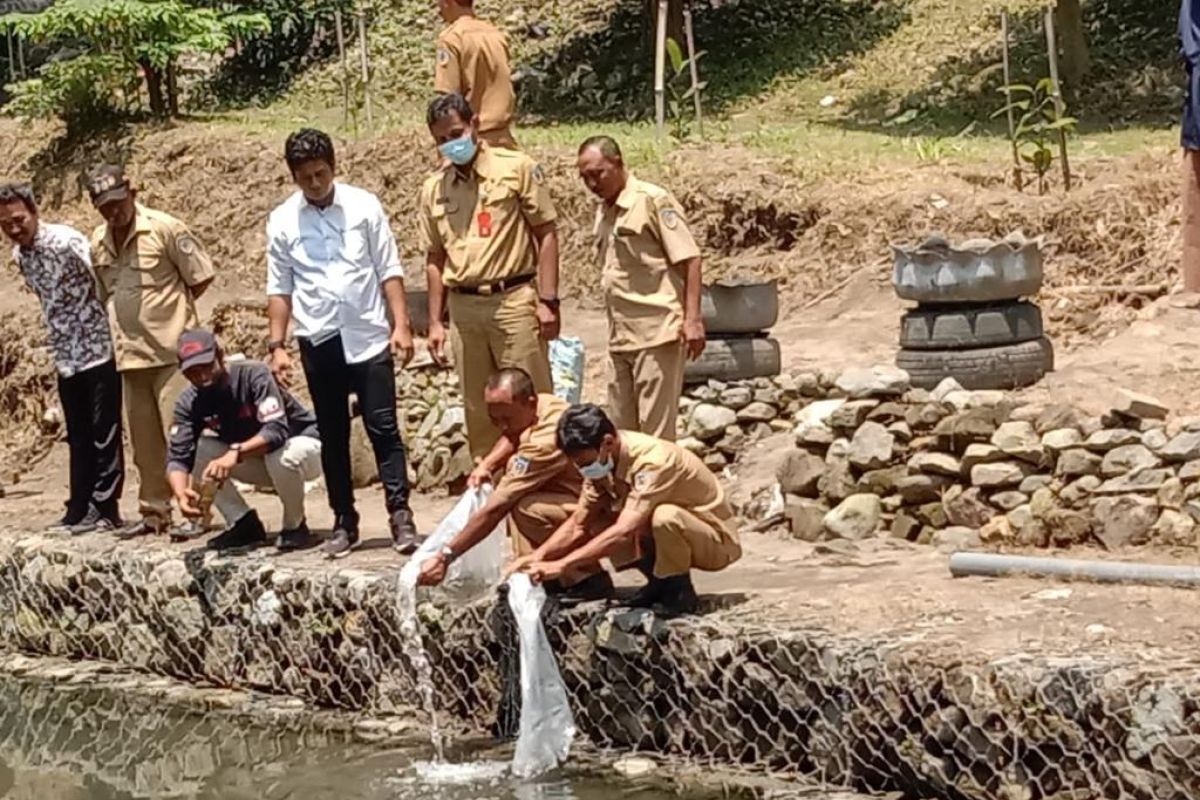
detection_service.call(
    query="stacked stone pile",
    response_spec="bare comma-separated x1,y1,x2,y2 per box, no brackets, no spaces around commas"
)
394,365,471,491
770,368,1200,550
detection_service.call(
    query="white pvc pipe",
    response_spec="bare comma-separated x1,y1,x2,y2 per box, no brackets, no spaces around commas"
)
949,552,1200,588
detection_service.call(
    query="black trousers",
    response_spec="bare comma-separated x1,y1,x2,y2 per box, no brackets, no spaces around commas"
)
57,359,124,519
299,335,410,519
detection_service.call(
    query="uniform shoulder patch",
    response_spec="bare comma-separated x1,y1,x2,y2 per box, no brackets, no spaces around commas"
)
509,456,531,476
257,396,284,423
176,234,198,256
633,470,657,492
531,163,546,184
659,207,680,230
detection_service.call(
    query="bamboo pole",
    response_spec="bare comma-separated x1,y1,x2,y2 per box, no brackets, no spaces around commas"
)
335,9,349,129
654,0,668,140
357,8,374,133
16,34,24,78
683,3,703,137
1043,7,1072,191
5,29,14,83
1000,11,1022,191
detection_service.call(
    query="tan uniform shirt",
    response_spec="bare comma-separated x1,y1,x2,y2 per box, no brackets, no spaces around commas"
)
595,176,701,353
91,204,214,371
418,144,557,287
435,16,515,138
490,393,582,507
579,431,738,543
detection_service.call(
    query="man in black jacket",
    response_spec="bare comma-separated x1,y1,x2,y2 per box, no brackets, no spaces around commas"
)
167,329,323,551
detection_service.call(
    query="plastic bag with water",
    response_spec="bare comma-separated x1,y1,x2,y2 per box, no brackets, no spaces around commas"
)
507,573,576,777
402,486,507,595
549,337,585,405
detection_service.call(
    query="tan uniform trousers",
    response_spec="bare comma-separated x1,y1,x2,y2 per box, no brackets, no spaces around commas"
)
608,340,686,441
509,492,740,581
479,128,518,150
449,283,552,459
1183,150,1200,293
122,364,186,525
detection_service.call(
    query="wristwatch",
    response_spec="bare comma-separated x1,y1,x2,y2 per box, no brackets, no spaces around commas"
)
266,338,287,353
440,545,457,565
538,295,560,310
230,443,244,463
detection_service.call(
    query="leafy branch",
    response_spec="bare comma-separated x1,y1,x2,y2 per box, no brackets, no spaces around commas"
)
993,77,1077,195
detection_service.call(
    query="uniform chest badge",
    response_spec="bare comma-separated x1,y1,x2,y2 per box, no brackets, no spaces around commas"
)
634,470,656,491
510,456,530,476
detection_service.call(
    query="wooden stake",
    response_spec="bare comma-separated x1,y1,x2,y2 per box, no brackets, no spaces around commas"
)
1043,8,1072,191
335,9,349,129
16,34,24,78
357,8,374,133
5,29,15,83
654,0,668,140
683,3,703,137
1000,11,1022,191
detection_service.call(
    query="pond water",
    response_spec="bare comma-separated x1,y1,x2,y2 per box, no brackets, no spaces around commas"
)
0,674,701,800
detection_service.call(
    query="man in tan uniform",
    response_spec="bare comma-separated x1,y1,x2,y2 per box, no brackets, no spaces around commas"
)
434,0,517,149
87,165,215,537
420,93,559,460
523,404,742,615
577,136,705,441
416,368,612,600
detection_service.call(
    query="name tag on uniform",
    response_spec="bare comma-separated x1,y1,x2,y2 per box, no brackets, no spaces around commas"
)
478,211,493,238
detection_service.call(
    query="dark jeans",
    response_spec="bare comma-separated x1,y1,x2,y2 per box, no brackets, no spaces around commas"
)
58,359,124,520
298,335,410,520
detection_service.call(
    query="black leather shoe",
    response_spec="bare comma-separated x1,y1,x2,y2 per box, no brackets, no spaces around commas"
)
277,520,318,552
207,510,267,551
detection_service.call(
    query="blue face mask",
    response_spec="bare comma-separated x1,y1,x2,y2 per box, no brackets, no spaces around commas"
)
438,133,478,166
578,457,613,482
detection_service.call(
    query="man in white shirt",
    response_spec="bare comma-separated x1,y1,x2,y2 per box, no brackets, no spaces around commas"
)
265,128,419,559
0,182,125,535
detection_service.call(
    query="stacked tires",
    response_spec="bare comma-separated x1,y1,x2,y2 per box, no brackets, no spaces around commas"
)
893,236,1054,390
685,280,782,384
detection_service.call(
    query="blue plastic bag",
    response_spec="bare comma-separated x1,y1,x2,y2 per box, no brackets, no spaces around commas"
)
549,337,585,405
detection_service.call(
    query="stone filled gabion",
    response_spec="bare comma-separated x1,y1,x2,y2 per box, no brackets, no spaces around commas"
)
0,535,1197,800
396,366,471,491
696,364,1200,550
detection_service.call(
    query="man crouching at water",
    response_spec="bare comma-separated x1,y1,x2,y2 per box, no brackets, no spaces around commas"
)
417,368,613,602
519,404,742,615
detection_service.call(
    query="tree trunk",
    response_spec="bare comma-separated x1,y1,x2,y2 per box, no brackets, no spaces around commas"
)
140,59,166,117
1055,0,1090,92
166,60,179,117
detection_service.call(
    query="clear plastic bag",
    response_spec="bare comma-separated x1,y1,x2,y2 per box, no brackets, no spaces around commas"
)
403,486,506,596
507,573,576,777
549,337,585,405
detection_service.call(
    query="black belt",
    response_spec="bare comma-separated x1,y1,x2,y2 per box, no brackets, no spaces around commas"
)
450,273,535,297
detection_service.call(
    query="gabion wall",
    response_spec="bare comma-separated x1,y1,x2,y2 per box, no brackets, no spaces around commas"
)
0,534,1196,800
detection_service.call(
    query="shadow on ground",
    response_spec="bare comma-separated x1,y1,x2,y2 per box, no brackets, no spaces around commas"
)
518,0,907,123
840,0,1181,136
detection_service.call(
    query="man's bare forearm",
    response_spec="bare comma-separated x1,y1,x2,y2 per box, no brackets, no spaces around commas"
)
382,277,411,330
267,295,293,343
681,256,703,320
532,224,559,298
426,252,447,323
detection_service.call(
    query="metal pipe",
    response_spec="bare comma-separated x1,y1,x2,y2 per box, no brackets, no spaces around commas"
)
950,552,1200,588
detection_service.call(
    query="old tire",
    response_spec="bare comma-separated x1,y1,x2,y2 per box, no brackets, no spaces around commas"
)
702,281,779,334
892,237,1043,303
900,302,1044,351
685,336,781,385
896,338,1054,390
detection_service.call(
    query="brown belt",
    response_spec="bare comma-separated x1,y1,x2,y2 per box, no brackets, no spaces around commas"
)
449,273,536,297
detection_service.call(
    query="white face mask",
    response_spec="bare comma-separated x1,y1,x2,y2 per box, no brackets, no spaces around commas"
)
578,457,613,481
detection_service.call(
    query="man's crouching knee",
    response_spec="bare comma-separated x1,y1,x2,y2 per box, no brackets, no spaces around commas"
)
649,504,742,577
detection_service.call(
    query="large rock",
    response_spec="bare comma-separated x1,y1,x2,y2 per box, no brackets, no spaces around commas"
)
1160,432,1200,464
1179,460,1200,482
776,450,826,498
891,510,921,541
1095,469,1176,496
857,466,908,495
908,452,962,478
1083,429,1142,453
848,422,895,471
915,502,949,528
785,497,828,542
830,400,880,431
835,365,911,399
990,491,1029,513
1091,495,1159,549
1141,428,1170,452
819,458,857,503
934,408,1001,452
1153,509,1197,545
1041,428,1083,453
930,377,965,401
1035,403,1086,435
350,424,380,488
866,402,908,424
1055,449,1102,478
1060,476,1102,506
823,494,883,540
1019,474,1055,494
895,475,952,505
933,526,981,553
905,402,952,432
971,461,1031,489
992,421,1044,464
719,386,753,410
962,443,1005,473
737,402,778,423
1113,390,1169,421
1100,444,1161,478
943,486,995,529
1044,509,1093,547
688,404,738,441
1007,504,1048,547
